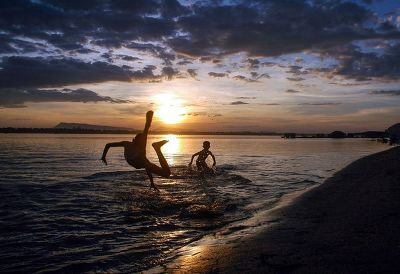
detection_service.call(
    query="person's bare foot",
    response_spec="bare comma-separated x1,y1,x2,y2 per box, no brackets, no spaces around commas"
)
152,140,168,150
150,183,160,191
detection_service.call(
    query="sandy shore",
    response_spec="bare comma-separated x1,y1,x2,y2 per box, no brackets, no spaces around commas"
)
153,146,400,273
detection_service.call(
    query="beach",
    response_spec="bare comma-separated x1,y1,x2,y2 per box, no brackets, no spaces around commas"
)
159,146,400,273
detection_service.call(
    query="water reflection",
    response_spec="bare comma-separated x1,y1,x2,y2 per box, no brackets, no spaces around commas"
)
162,134,181,165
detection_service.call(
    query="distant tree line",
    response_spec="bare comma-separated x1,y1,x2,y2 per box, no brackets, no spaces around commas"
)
283,131,388,139
0,127,280,135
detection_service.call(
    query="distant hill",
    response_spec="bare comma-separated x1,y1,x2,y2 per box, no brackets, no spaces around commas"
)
387,123,400,136
54,123,134,131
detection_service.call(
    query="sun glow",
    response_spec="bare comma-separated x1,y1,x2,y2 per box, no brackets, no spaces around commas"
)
163,134,181,155
155,94,187,124
160,134,181,166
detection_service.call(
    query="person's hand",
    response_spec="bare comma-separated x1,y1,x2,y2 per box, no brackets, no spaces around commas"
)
101,157,107,165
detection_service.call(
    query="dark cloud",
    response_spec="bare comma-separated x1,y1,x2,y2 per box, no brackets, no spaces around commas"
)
177,60,193,65
186,112,222,117
0,56,182,88
208,72,227,78
232,75,258,83
334,43,400,81
261,61,279,67
250,72,271,80
247,58,260,69
236,97,256,99
230,101,249,105
0,88,130,108
287,65,309,76
287,77,306,82
261,103,281,106
126,42,175,65
162,66,180,80
1,1,398,61
169,0,397,58
187,69,198,78
286,89,301,93
0,0,399,89
369,90,400,96
130,65,158,81
101,52,114,62
298,102,341,106
0,0,181,54
118,55,141,61
0,56,132,88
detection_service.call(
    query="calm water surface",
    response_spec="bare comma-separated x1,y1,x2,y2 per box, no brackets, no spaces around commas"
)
0,134,387,272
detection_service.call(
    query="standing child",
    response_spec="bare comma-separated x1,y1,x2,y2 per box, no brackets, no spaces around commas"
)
189,141,216,173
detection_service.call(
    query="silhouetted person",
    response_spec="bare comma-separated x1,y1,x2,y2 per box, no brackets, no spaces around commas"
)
189,141,216,173
101,110,170,190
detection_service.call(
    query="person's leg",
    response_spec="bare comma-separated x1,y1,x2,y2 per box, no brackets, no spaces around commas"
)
145,140,171,178
196,161,204,172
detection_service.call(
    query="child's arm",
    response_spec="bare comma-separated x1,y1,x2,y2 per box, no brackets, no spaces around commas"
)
101,141,127,165
189,151,200,166
209,151,216,166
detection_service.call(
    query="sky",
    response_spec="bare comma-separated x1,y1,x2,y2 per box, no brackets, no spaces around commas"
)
0,0,399,133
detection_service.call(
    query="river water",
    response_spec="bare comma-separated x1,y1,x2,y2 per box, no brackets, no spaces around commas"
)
0,134,386,272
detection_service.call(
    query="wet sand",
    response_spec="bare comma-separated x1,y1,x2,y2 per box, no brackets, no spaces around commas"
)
157,146,400,273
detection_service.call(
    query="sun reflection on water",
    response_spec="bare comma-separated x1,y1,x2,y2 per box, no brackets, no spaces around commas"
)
162,134,181,165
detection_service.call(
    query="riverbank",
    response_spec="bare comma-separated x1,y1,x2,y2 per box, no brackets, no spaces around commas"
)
157,146,400,273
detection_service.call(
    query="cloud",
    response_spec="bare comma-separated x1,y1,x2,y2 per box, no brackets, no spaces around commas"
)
187,69,198,78
287,77,306,82
126,42,175,65
177,60,193,65
168,0,397,58
298,102,342,106
249,72,270,80
0,0,399,90
186,112,222,117
232,75,258,83
286,89,301,93
162,66,180,80
0,88,131,108
334,43,400,81
208,72,228,78
261,103,281,106
0,56,132,88
369,90,400,96
247,58,260,69
236,97,256,99
118,55,141,61
287,65,309,76
230,101,249,105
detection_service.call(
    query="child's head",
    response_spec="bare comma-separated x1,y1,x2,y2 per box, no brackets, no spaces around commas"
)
203,141,210,150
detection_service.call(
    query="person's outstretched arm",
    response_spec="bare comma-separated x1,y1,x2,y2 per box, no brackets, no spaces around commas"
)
141,110,153,149
101,142,127,165
143,110,153,136
189,151,200,166
209,151,216,166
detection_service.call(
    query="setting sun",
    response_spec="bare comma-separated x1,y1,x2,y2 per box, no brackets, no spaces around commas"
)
155,94,187,124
